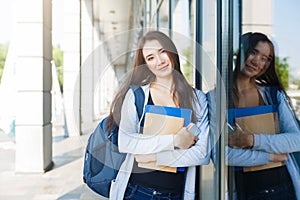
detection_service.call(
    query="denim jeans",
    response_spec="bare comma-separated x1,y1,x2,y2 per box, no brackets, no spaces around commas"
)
124,183,182,200
238,182,296,200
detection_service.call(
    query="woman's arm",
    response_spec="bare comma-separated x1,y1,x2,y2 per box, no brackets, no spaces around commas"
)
155,90,211,166
206,90,275,167
118,89,174,154
251,91,300,153
226,146,269,166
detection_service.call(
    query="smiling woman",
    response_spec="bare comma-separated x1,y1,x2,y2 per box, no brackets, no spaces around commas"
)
143,40,173,81
226,32,300,200
234,38,274,108
104,30,210,200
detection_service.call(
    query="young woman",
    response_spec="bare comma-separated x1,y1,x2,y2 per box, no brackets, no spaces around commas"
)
105,31,210,200
227,32,300,200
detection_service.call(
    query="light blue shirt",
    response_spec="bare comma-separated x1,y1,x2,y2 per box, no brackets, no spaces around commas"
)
207,86,300,199
110,84,211,200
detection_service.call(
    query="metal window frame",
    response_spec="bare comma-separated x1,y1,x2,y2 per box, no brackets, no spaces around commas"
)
215,0,241,199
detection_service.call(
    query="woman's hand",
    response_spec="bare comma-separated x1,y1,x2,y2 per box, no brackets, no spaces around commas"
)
228,133,254,149
134,154,156,163
268,153,288,162
174,127,198,149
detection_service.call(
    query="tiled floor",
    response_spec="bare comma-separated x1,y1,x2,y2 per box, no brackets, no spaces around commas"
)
0,126,107,200
0,124,215,200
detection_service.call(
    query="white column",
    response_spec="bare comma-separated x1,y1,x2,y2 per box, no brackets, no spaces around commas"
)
14,0,53,172
81,0,95,134
242,0,273,36
62,0,81,136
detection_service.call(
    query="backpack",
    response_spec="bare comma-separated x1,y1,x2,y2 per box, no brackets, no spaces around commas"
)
83,86,145,197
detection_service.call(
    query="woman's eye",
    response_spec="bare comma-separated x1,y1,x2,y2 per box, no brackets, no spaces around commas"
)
147,57,154,61
261,57,267,62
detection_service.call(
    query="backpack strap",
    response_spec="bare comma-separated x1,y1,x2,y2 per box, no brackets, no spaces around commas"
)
267,86,279,105
130,86,145,120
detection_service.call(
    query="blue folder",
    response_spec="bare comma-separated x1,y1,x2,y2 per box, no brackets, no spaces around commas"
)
227,104,278,126
227,104,278,171
144,105,192,127
144,105,192,172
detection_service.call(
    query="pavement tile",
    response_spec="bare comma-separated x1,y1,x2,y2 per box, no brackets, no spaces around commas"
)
0,127,107,200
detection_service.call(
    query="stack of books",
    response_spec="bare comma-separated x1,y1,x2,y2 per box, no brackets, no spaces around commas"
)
228,104,284,172
138,105,192,173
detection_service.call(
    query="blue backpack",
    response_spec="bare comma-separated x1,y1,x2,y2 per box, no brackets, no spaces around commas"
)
83,86,145,197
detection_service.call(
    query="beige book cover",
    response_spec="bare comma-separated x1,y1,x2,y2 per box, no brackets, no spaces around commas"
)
138,112,184,173
235,112,285,172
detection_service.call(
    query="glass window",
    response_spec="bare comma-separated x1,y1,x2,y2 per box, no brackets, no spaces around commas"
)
171,0,193,84
196,0,217,199
158,0,169,32
148,0,159,28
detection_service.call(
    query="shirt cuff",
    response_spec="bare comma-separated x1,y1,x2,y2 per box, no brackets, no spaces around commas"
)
252,134,261,150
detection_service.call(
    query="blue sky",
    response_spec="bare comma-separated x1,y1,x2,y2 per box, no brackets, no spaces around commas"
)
0,0,299,77
273,0,300,77
0,0,14,44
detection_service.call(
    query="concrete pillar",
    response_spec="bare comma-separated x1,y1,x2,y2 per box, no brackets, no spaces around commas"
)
242,0,273,36
63,0,81,136
14,0,53,172
92,32,118,121
81,0,95,134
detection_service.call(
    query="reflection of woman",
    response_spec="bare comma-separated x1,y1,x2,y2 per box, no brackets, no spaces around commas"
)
106,31,210,200
227,32,300,200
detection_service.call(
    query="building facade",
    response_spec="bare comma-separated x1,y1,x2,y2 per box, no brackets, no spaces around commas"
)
6,0,274,199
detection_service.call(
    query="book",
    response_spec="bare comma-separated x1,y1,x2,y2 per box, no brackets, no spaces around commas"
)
144,105,192,127
138,105,192,173
228,105,285,172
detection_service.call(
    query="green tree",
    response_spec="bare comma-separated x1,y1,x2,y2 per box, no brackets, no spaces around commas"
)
53,45,64,92
182,48,192,83
0,43,8,83
291,77,300,90
275,56,289,89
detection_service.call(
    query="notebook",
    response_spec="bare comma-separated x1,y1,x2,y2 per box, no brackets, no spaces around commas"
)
138,105,192,173
228,105,284,172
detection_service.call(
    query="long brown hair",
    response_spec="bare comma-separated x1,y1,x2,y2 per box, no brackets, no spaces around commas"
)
233,32,291,107
106,31,198,130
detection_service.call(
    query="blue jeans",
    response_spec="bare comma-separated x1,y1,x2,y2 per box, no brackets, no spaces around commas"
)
124,183,182,200
239,182,296,200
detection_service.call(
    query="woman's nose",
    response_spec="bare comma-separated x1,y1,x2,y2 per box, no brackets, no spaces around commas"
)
156,54,164,64
251,55,259,66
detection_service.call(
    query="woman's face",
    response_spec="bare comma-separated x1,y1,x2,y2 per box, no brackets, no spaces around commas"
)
241,41,273,78
142,39,173,79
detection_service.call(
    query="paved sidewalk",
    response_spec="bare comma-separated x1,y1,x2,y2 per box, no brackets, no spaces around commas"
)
0,126,107,200
0,124,215,200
